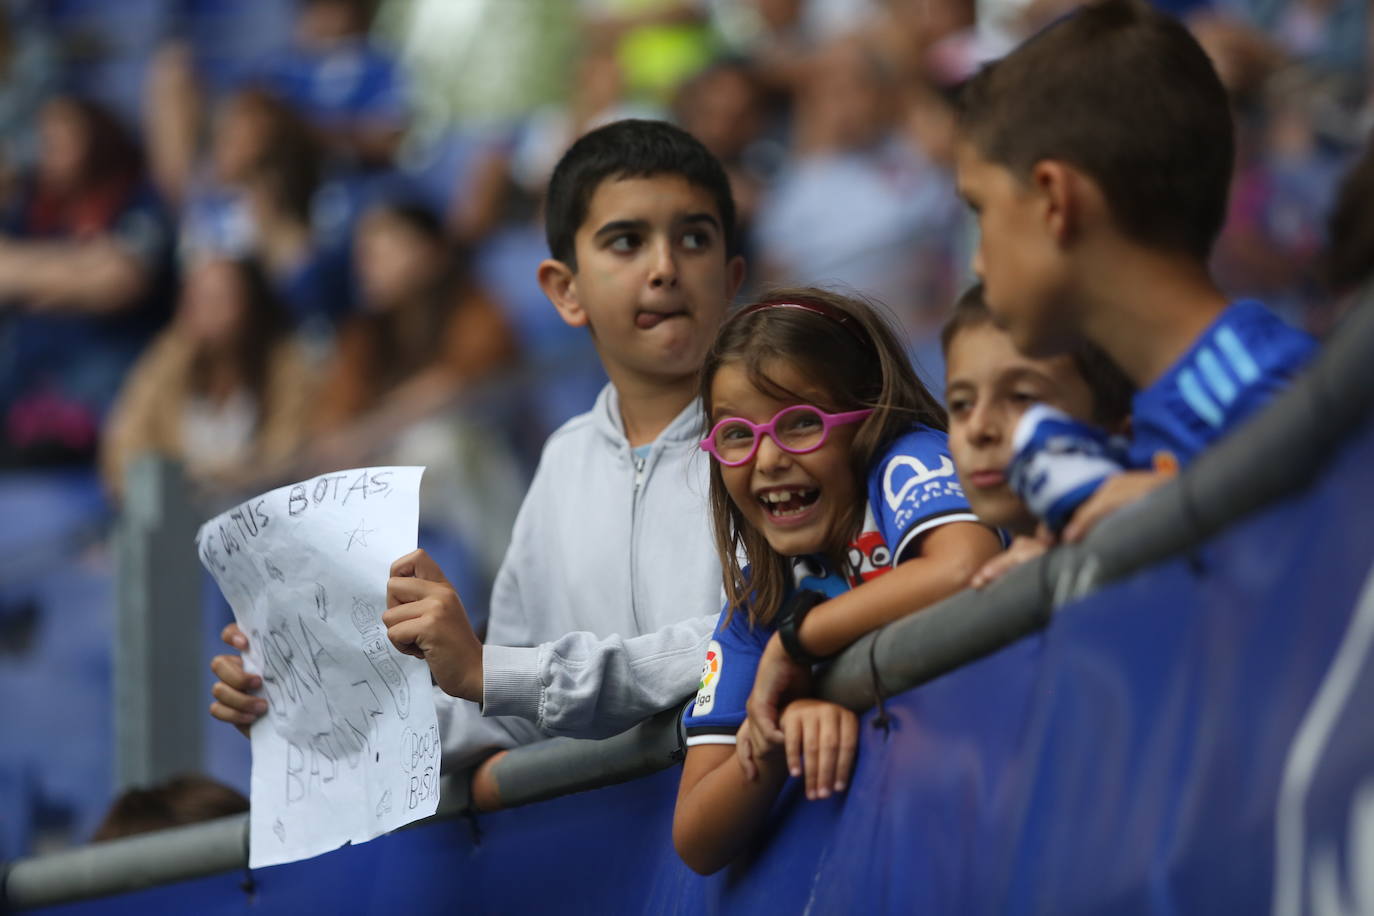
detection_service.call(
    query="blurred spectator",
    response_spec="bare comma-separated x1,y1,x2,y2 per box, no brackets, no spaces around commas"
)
451,43,658,246
672,56,780,247
0,7,60,204
308,199,525,614
578,0,715,104
862,0,977,85
1214,68,1348,324
1216,0,1368,80
714,0,884,91
310,199,517,465
92,773,248,842
239,107,353,331
159,86,351,332
259,0,409,169
752,38,964,336
28,0,174,126
171,88,296,254
0,94,174,468
100,256,317,501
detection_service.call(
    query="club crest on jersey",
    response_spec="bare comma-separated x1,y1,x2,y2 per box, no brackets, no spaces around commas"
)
884,454,956,510
693,640,722,715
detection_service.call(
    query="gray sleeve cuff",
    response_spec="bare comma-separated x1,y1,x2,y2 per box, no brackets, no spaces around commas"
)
481,644,544,724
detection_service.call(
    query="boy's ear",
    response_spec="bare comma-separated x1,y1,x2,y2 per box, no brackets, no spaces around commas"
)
725,254,747,301
1030,160,1085,247
537,258,587,328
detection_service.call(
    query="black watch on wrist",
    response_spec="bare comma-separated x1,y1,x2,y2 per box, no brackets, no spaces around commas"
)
777,589,829,667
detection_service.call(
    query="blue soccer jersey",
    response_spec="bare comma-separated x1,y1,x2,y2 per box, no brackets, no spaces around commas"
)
1128,301,1315,471
683,426,979,746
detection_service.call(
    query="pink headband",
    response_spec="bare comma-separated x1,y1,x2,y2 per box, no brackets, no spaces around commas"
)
732,300,869,346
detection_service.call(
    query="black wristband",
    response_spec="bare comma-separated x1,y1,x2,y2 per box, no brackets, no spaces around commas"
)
777,589,830,667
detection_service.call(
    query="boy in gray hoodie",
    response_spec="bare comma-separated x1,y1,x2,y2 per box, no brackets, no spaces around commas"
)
210,120,745,808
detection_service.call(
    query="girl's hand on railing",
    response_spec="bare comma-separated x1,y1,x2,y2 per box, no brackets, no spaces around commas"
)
733,718,782,782
780,699,858,801
739,634,812,780
208,622,267,738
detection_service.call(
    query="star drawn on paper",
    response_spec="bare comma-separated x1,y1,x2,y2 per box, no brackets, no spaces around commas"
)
345,520,376,551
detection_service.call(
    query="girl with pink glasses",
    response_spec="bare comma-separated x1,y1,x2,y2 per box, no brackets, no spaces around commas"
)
673,288,1002,874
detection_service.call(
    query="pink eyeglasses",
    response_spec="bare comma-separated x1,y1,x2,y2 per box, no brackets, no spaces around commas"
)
700,405,874,466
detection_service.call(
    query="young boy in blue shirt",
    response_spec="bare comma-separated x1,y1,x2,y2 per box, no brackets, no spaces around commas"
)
953,0,1316,543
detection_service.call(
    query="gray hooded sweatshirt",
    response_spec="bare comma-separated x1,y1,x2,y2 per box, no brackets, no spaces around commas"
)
437,383,721,764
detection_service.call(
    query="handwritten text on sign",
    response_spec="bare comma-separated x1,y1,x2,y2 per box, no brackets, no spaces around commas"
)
197,467,439,869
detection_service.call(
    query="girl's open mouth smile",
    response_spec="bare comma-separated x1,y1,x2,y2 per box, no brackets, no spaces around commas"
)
756,486,821,522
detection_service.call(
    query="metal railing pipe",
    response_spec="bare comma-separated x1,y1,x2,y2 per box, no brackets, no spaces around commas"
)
3,814,247,909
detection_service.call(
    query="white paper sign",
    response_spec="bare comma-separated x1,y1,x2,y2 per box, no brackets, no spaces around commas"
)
195,466,440,869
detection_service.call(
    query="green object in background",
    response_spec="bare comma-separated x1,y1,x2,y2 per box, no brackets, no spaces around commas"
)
617,24,716,103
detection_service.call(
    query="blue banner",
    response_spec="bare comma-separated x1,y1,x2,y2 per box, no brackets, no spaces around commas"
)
34,416,1374,915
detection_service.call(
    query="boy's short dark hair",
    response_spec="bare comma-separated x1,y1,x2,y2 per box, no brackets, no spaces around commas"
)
942,284,1135,429
957,0,1233,260
544,119,737,270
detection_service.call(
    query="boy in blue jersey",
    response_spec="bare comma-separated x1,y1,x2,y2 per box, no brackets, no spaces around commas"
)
954,0,1315,542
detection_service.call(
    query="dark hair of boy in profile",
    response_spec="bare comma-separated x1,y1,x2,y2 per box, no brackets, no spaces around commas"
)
940,284,1135,430
92,774,249,842
543,119,739,270
957,0,1234,260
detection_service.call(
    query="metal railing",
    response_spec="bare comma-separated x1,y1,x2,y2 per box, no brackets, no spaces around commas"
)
5,289,1372,910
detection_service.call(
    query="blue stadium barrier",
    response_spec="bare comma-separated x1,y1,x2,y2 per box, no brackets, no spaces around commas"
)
12,379,1374,913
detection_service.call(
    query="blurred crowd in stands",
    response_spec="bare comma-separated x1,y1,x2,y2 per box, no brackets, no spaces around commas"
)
0,0,1367,857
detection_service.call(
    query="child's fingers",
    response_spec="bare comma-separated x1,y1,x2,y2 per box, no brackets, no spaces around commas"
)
220,622,248,651
210,677,266,714
384,617,428,659
814,713,839,799
746,714,777,762
971,536,1046,589
734,722,758,782
803,718,821,800
209,699,259,727
747,695,785,745
390,548,451,584
385,575,447,610
210,653,261,692
785,715,803,779
835,711,859,793
734,736,757,782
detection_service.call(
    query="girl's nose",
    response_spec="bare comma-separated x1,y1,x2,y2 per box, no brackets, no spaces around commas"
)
753,432,792,471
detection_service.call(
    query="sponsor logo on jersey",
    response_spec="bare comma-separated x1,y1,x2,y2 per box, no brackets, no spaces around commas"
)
693,640,722,715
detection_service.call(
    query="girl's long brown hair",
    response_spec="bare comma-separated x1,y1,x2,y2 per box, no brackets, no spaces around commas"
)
700,288,946,627
187,257,290,404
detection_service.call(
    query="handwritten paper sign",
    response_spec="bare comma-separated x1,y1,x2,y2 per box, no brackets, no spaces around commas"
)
196,467,440,869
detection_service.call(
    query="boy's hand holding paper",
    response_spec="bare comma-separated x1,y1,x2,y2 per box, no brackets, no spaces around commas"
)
196,466,440,869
